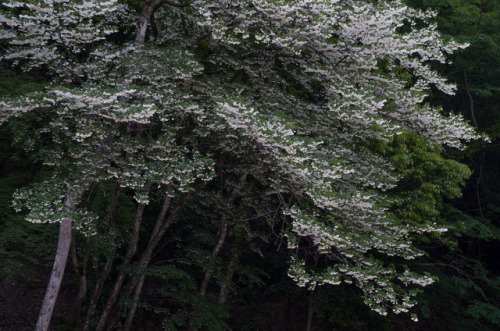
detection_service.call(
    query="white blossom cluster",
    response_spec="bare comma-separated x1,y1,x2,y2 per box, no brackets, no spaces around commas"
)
0,0,118,82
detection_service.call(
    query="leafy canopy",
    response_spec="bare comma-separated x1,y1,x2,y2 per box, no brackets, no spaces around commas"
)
0,0,485,320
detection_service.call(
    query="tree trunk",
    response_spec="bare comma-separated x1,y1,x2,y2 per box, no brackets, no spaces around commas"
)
135,0,191,43
68,235,90,325
122,194,171,330
109,187,204,330
201,174,246,297
136,0,160,43
122,274,145,331
96,182,151,331
306,253,319,331
200,217,228,296
124,187,205,298
83,258,113,331
83,184,121,331
218,239,241,304
35,194,76,331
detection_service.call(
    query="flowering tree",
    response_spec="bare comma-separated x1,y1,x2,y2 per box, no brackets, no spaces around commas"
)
0,0,485,328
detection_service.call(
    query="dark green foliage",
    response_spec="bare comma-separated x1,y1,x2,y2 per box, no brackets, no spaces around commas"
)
467,301,500,326
388,132,471,231
443,205,500,241
0,69,45,96
125,262,231,331
0,92,58,282
401,1,500,329
313,285,393,331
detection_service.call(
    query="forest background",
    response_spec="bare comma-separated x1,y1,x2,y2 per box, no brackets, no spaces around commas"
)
0,0,499,330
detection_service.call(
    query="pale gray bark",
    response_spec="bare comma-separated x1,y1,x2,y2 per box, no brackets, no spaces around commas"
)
35,193,76,331
135,0,157,43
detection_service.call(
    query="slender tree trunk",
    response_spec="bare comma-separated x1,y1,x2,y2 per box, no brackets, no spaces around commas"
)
83,258,113,331
136,0,160,43
135,0,191,43
68,235,90,325
122,274,145,331
125,186,205,296
218,240,241,304
35,193,76,331
122,194,171,331
201,174,246,297
306,253,319,331
463,63,478,127
96,182,151,331
110,183,206,330
83,184,121,331
218,215,248,304
189,216,229,331
200,217,228,296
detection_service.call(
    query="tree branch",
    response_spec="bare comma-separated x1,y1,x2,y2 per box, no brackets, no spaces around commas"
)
159,0,191,7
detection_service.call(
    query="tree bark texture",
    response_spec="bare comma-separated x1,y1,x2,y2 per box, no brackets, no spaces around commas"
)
122,194,171,331
123,184,206,298
136,0,161,43
83,258,113,331
199,175,246,297
35,217,72,331
35,194,76,331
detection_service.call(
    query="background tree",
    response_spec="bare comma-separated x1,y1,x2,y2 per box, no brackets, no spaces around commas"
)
403,0,500,329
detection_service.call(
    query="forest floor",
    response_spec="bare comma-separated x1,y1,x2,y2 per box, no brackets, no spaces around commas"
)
0,266,73,331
